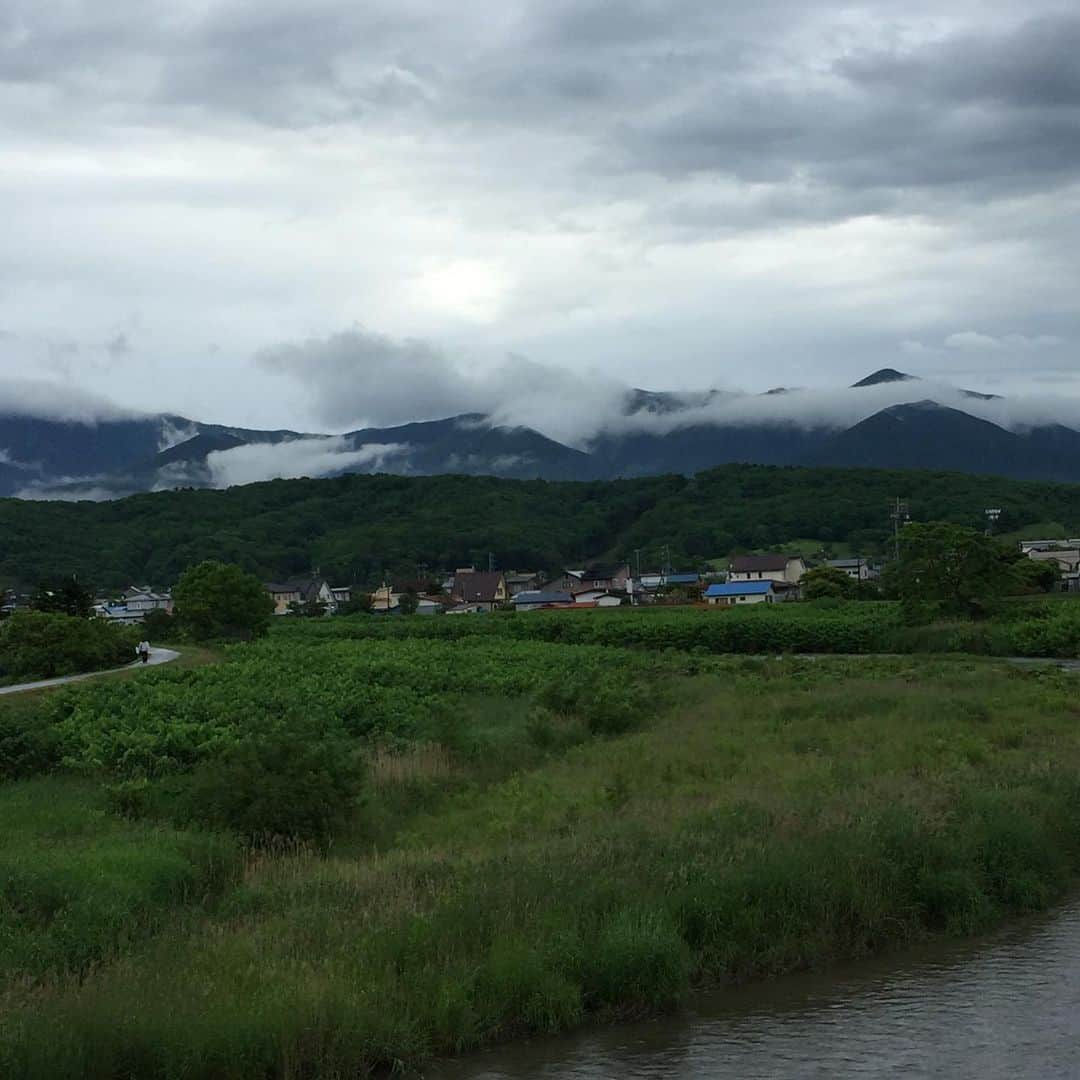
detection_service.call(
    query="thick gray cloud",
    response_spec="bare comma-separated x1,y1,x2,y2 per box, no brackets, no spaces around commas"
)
0,0,1076,427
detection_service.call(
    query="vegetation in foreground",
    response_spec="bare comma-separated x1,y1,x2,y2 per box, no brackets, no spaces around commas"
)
2,621,1080,1076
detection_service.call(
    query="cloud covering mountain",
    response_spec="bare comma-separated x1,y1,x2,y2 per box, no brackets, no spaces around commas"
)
0,1,1077,427
4,366,1080,498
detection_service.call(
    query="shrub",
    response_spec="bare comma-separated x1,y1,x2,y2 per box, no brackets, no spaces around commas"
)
103,778,153,821
0,611,137,682
584,908,691,1010
179,725,364,845
536,673,653,736
0,706,62,780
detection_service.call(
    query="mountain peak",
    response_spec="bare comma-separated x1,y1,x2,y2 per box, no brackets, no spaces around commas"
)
851,368,916,388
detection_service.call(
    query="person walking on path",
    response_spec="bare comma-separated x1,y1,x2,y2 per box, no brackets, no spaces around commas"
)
138,639,151,664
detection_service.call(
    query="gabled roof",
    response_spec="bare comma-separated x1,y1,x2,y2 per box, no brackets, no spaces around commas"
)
513,590,572,605
453,571,505,603
729,554,796,573
705,581,775,597
581,563,625,579
827,558,867,569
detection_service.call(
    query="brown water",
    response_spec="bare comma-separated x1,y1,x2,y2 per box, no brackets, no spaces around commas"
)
432,900,1080,1078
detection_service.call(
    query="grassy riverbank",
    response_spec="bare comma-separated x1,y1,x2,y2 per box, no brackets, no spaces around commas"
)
3,648,1080,1076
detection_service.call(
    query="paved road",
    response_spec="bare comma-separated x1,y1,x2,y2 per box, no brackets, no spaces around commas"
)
0,647,180,696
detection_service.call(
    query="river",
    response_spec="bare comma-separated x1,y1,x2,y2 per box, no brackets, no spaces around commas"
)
432,900,1080,1078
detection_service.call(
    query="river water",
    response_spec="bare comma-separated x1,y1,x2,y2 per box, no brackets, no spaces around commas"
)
433,900,1080,1078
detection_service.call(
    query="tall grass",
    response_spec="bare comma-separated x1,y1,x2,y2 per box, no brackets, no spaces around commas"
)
3,659,1080,1076
0,778,239,984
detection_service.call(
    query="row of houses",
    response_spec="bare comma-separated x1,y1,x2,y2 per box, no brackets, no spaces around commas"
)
96,587,174,625
265,579,353,616
259,552,888,618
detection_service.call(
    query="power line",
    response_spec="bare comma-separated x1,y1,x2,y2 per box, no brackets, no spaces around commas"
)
890,497,910,562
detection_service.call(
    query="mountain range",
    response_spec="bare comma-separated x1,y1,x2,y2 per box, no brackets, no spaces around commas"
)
2,368,1079,499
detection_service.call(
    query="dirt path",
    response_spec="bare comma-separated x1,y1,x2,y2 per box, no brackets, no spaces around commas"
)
0,647,181,696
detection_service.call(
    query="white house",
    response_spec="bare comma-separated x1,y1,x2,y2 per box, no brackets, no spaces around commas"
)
572,589,625,607
1028,548,1080,575
100,587,173,624
1020,538,1080,554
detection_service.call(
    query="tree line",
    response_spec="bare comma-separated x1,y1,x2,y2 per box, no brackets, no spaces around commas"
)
1,464,1078,589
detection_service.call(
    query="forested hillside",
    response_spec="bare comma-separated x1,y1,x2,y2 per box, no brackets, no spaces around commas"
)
2,464,1080,588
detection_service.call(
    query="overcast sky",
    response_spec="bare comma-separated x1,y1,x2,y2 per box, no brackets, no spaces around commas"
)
1,0,1078,431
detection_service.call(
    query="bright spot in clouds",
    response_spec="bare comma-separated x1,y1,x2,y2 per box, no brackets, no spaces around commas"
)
414,260,508,324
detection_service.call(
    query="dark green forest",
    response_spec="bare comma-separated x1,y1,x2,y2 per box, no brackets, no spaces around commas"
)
2,464,1079,588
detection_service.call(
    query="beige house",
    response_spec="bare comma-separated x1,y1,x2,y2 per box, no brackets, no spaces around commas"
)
265,579,342,615
266,583,303,616
450,571,509,612
728,555,807,585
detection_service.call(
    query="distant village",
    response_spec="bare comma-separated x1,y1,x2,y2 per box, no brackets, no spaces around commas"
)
3,537,1078,625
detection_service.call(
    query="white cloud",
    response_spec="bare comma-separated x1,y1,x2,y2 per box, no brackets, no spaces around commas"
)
945,331,1005,351
0,377,141,423
257,325,1080,442
943,330,1068,352
14,483,121,502
204,437,409,487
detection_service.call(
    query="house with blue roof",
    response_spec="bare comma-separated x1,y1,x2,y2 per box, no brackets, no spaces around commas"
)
512,590,573,612
703,581,777,606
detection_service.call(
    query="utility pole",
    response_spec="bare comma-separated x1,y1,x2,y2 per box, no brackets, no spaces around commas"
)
984,508,1002,537
634,548,642,580
890,498,910,562
488,552,496,573
663,544,672,575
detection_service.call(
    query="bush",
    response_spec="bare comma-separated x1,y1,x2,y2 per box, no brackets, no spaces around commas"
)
0,705,62,780
0,611,137,682
536,673,653,736
584,908,691,1010
179,725,364,845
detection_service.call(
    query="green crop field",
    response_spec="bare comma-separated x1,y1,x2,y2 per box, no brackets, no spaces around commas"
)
3,617,1080,1077
272,599,1080,658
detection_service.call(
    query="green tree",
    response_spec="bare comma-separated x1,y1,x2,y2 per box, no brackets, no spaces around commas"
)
893,522,1013,618
1013,558,1060,594
398,589,420,616
172,561,274,642
802,566,855,600
336,593,373,616
31,576,95,619
141,608,175,640
288,598,327,618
